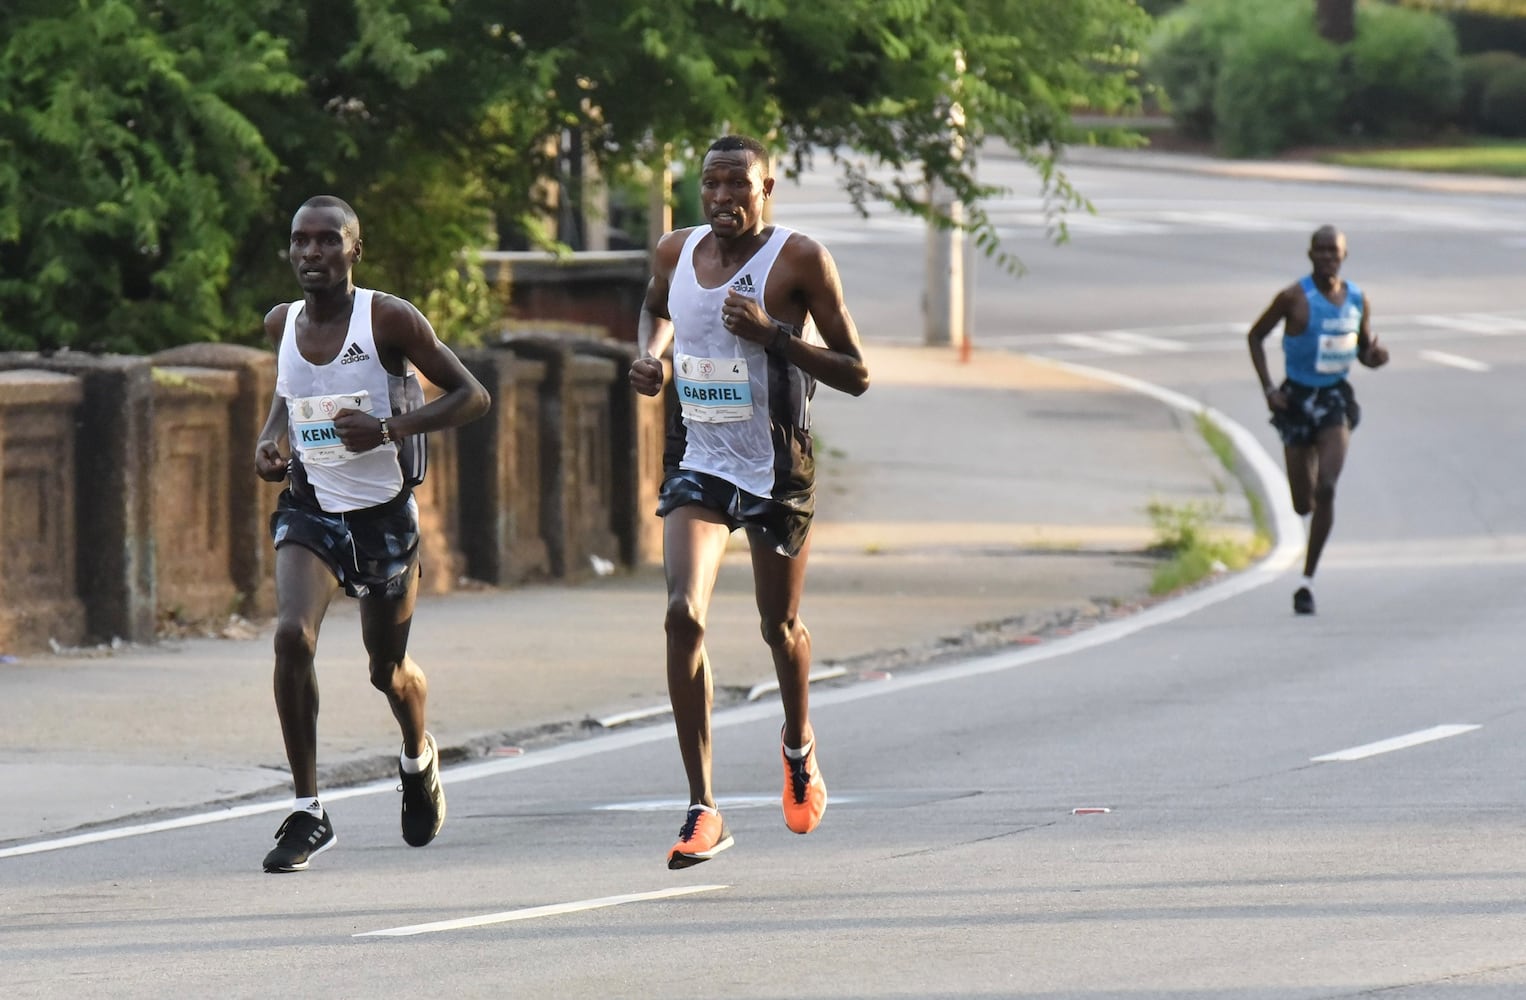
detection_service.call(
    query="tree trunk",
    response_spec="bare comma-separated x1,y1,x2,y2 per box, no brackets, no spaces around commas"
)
1315,0,1355,44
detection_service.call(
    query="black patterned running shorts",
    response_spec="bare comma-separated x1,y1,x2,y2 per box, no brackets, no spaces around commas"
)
1270,378,1361,448
656,469,814,558
270,487,419,599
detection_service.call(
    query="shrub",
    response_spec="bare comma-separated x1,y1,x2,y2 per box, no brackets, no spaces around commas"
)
1347,3,1462,137
1213,4,1342,157
1145,0,1260,140
1480,58,1526,137
1461,50,1525,131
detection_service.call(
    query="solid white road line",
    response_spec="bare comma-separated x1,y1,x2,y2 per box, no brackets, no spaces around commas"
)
746,666,848,701
1417,349,1491,373
1310,724,1481,763
591,703,674,729
354,885,729,937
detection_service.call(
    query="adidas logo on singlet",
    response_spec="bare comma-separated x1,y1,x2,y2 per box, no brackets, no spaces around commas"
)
339,342,371,364
730,273,755,294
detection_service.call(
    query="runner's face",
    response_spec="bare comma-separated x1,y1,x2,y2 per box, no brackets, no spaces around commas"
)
700,150,771,238
290,206,359,291
1308,232,1346,280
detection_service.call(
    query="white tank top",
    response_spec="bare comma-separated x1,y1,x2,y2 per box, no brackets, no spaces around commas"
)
275,288,404,511
668,225,814,497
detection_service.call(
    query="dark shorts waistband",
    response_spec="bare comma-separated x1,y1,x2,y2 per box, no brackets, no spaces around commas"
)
656,469,813,558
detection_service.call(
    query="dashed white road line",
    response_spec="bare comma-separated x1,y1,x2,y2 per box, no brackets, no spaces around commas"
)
1310,724,1480,763
1417,349,1491,372
1057,333,1142,355
354,885,729,938
1105,331,1191,352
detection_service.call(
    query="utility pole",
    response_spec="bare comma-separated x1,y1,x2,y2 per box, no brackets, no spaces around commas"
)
923,49,970,356
648,147,673,252
923,181,967,354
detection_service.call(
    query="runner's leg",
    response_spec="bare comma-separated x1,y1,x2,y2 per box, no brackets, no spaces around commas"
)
749,531,814,751
1303,423,1351,578
359,568,423,756
663,504,734,807
272,545,340,799
1284,443,1316,517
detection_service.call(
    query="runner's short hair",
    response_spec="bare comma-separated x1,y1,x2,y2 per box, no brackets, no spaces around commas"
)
298,195,361,240
708,135,770,173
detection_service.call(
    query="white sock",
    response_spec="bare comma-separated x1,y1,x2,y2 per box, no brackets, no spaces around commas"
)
400,738,433,774
1302,575,1314,589
293,796,323,818
1301,513,1311,532
783,739,813,761
689,803,717,815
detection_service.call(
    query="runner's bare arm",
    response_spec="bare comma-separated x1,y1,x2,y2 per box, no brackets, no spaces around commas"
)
254,304,292,481
766,235,869,396
1358,295,1389,367
1246,288,1294,398
339,293,490,451
630,230,685,397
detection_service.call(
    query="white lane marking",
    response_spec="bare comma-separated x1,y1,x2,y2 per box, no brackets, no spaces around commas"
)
591,703,674,729
1412,315,1517,336
355,885,728,938
596,796,779,813
1106,331,1189,352
747,666,847,701
1417,349,1491,373
1310,724,1481,763
1057,333,1141,355
2,360,1296,860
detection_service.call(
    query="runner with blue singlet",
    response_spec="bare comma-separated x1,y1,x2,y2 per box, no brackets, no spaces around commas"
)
1248,226,1389,616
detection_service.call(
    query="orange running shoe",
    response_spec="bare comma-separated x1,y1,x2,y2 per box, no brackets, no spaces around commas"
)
667,806,734,869
781,741,828,834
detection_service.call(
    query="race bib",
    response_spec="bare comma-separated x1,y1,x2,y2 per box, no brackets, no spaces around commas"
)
289,390,371,464
675,353,753,423
1315,331,1359,374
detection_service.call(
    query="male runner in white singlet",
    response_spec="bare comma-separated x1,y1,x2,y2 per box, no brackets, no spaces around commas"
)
628,135,870,869
253,195,490,872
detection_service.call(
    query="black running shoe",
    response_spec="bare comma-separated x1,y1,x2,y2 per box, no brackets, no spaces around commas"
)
263,810,336,873
399,731,446,847
1293,586,1315,615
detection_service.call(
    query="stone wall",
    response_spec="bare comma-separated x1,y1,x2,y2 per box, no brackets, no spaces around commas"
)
483,251,648,345
0,332,664,653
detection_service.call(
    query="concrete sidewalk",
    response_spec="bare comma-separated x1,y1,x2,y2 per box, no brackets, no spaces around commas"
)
0,345,1253,847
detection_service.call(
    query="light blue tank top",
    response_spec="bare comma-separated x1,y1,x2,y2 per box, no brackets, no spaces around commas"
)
1283,275,1363,388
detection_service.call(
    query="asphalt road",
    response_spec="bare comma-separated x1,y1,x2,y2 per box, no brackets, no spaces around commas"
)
10,152,1526,998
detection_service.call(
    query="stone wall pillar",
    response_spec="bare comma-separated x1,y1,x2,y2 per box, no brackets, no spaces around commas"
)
501,333,621,580
567,339,665,567
0,354,157,644
152,344,279,617
0,371,87,651
151,366,242,624
456,348,552,585
413,393,466,596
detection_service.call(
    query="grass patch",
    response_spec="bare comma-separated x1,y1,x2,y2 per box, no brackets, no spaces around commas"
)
1145,413,1273,596
1146,500,1253,596
1319,141,1526,178
1194,411,1272,546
